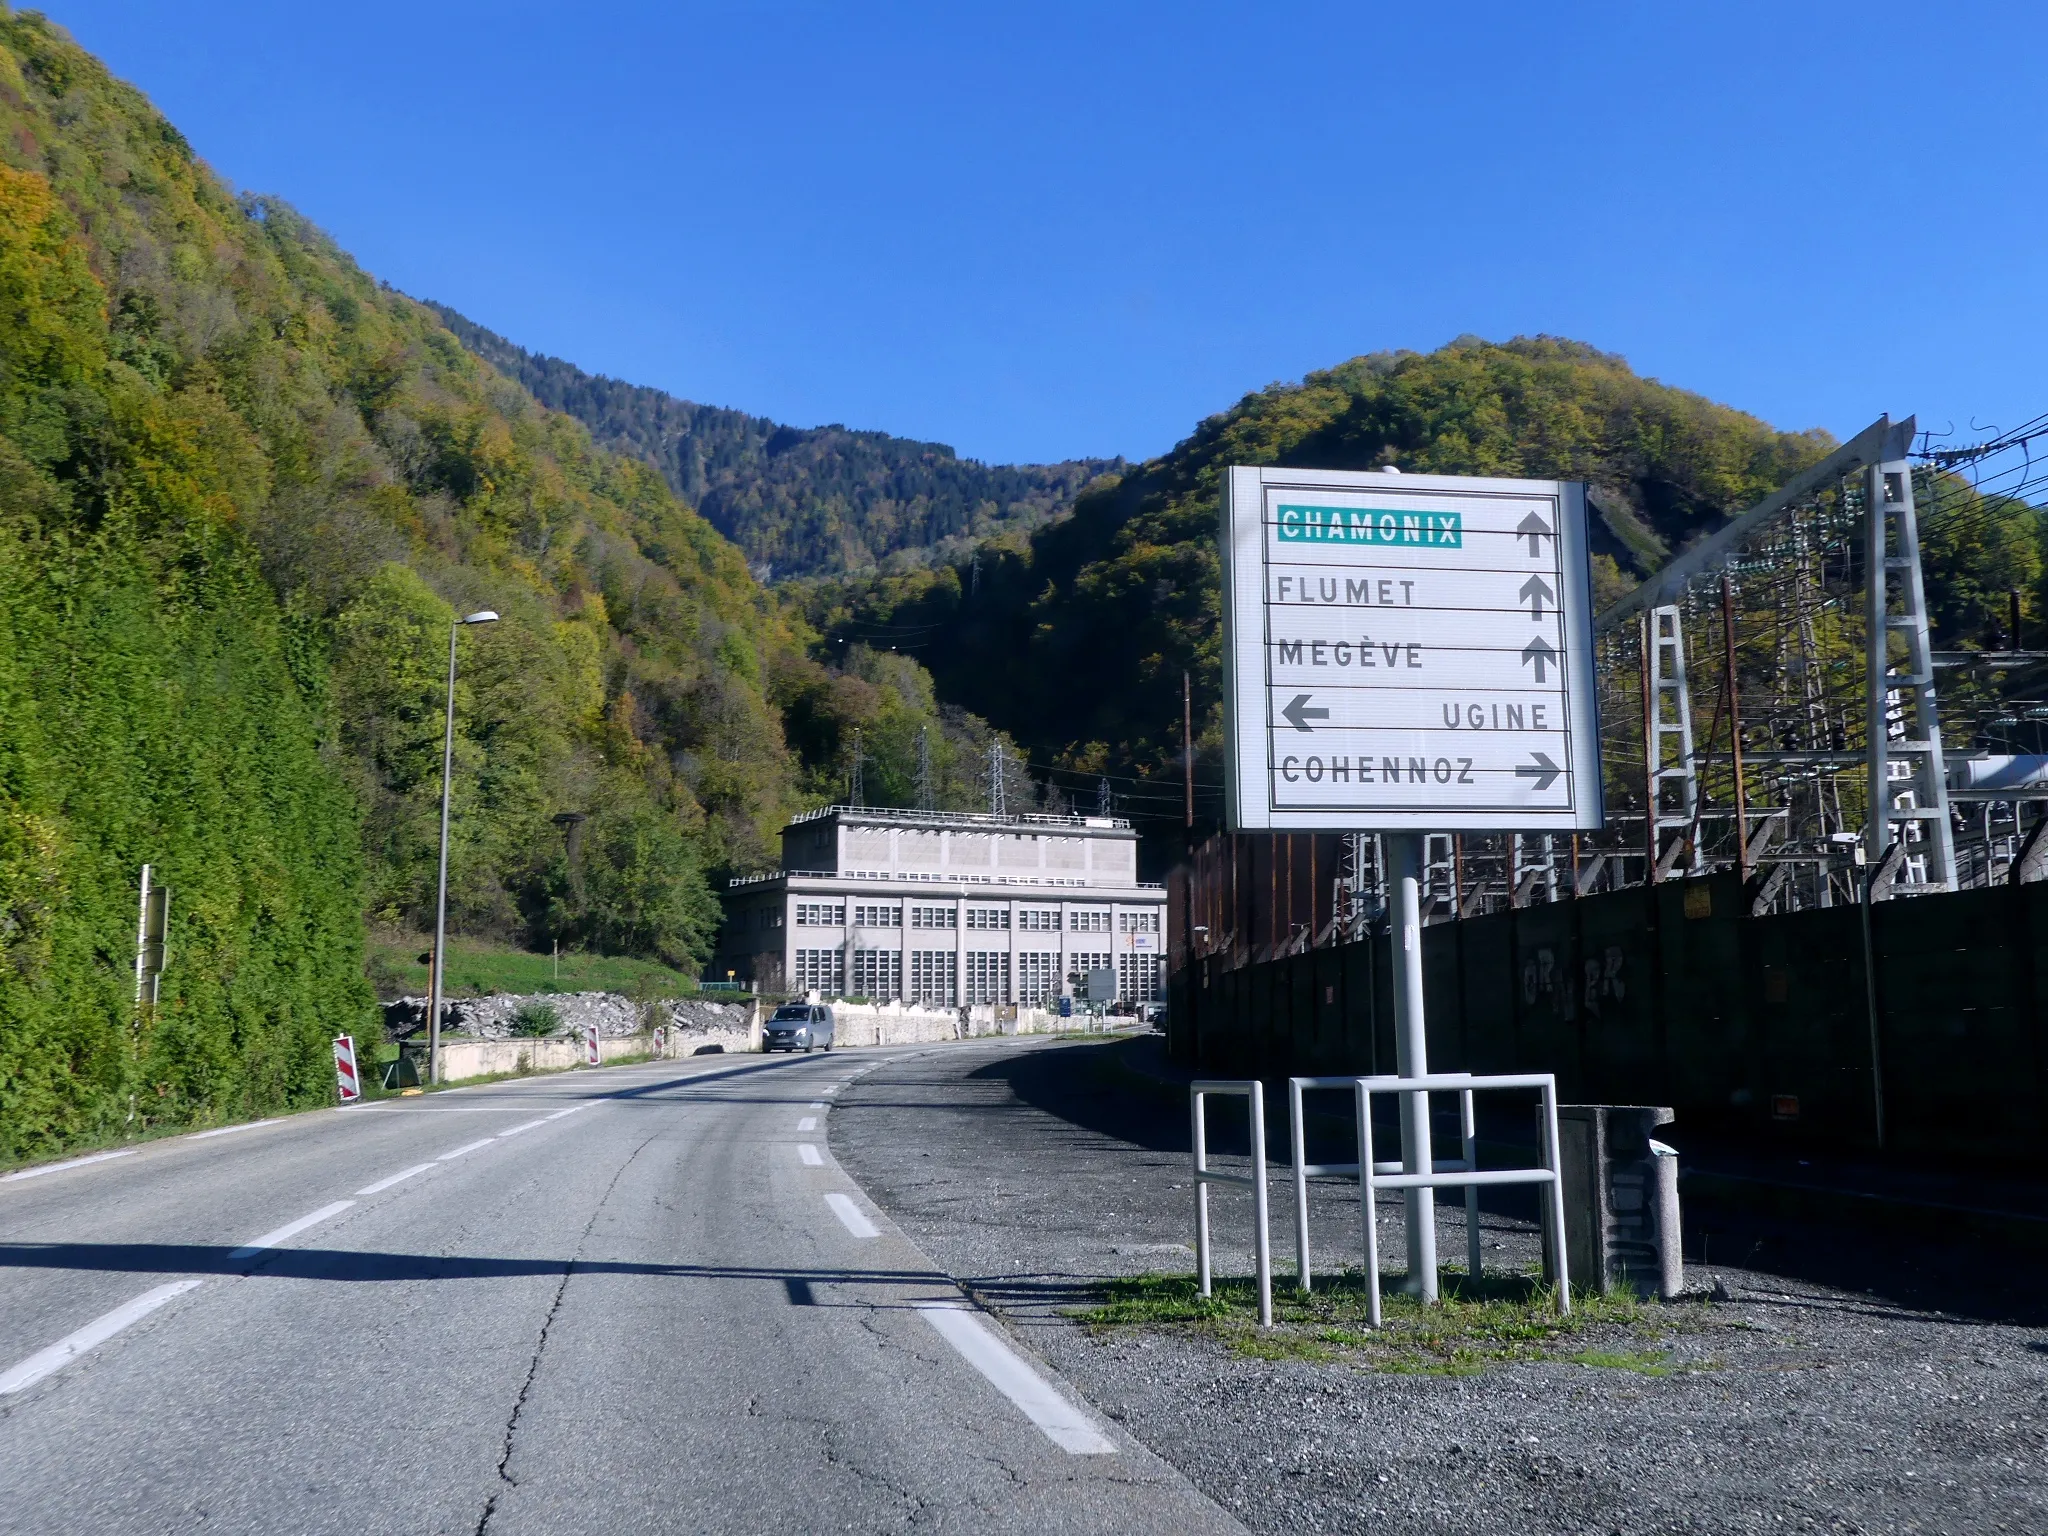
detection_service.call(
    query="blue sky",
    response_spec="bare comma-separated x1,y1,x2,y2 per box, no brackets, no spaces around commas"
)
44,2,2048,467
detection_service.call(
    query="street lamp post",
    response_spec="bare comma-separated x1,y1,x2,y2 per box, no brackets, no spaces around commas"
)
428,609,499,1086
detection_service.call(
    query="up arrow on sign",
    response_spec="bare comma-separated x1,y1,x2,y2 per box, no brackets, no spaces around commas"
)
1521,634,1558,682
1516,511,1553,555
1519,573,1554,618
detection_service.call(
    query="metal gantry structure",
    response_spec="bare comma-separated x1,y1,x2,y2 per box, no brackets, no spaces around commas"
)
1182,411,2048,969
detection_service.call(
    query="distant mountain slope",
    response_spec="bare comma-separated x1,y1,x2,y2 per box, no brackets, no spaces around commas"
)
426,304,1122,581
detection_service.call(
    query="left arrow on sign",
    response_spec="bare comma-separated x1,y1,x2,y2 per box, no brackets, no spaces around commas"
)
1515,752,1563,790
1280,693,1330,732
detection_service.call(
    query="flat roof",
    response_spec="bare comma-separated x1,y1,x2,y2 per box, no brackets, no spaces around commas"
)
784,804,1134,835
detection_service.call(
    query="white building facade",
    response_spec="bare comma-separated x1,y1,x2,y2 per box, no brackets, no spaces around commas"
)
716,806,1167,1006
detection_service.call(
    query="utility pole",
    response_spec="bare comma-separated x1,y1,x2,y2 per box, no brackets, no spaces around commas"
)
1183,671,1194,836
429,608,500,1086
850,729,864,807
916,726,934,811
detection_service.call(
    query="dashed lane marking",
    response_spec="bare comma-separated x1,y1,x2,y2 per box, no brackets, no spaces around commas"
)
228,1199,355,1261
356,1163,435,1196
435,1138,496,1162
824,1192,878,1238
915,1303,1118,1455
187,1120,283,1141
0,1281,206,1396
1,1150,138,1183
797,1117,818,1131
496,1119,551,1138
799,1144,823,1166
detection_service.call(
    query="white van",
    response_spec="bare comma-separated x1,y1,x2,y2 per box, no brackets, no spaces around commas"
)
763,1003,835,1053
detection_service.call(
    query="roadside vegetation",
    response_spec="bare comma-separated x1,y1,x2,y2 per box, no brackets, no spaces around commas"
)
362,931,700,1002
1075,1269,1713,1376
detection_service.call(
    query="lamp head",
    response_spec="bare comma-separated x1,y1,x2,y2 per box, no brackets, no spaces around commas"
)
460,610,500,625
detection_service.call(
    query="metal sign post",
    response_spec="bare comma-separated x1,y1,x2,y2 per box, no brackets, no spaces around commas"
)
1220,466,1602,1302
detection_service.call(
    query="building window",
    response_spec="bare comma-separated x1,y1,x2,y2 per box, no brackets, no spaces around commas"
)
1118,911,1160,934
795,949,844,995
1069,909,1112,933
1016,951,1059,1004
909,950,957,1006
796,903,845,926
1067,952,1112,992
1118,952,1163,1004
910,906,957,929
1017,909,1060,932
852,949,900,1000
965,907,1010,930
965,951,1011,1005
854,904,901,927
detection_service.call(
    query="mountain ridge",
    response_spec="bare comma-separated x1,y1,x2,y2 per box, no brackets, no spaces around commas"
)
425,302,1122,581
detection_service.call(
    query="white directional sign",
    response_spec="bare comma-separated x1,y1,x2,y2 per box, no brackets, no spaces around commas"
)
1221,466,1602,832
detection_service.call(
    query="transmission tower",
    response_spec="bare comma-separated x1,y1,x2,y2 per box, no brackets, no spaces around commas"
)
987,739,1004,817
1097,777,1111,818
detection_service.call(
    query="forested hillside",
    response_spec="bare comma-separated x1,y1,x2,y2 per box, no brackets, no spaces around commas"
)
428,304,1120,581
0,12,1023,1159
796,338,1842,825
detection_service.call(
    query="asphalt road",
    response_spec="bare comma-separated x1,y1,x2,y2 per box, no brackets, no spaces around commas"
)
0,1050,1243,1535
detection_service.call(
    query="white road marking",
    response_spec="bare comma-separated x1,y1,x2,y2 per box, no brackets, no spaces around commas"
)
824,1192,878,1238
334,1102,392,1112
1,1150,138,1183
797,1117,818,1131
229,1200,355,1260
810,1101,827,1109
915,1303,1118,1454
0,1280,206,1395
187,1119,282,1141
799,1144,823,1166
543,1104,589,1121
496,1118,550,1137
436,1138,497,1162
356,1163,435,1195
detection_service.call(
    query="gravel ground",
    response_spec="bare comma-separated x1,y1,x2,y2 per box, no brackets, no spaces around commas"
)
831,1035,2048,1535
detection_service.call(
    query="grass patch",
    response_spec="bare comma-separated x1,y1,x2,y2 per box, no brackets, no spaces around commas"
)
1074,1268,1681,1376
364,930,699,1001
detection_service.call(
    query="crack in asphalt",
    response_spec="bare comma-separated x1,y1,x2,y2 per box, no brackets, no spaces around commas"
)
473,1128,663,1536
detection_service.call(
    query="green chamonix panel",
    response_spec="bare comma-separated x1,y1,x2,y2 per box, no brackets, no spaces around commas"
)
1274,504,1464,548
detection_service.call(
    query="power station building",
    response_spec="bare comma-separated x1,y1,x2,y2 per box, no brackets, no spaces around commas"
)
716,805,1167,1006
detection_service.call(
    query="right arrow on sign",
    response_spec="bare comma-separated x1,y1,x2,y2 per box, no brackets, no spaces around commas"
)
1516,511,1553,555
1521,635,1557,681
1516,752,1562,790
1518,574,1554,618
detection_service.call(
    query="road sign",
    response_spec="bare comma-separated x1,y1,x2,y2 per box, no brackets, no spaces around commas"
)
1084,967,1117,1004
332,1034,361,1103
1221,466,1602,832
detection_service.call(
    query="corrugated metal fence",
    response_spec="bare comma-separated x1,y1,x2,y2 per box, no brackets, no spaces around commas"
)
1168,874,2048,1162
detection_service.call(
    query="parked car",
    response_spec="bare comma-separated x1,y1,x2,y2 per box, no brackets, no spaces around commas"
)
1141,1001,1167,1029
764,1003,835,1053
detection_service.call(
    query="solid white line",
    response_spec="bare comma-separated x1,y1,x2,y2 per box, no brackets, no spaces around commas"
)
334,1102,391,1112
915,1303,1118,1454
356,1163,435,1196
543,1104,589,1121
187,1119,282,1141
229,1200,355,1260
496,1118,550,1138
0,1280,206,1395
1,1149,138,1183
436,1138,497,1162
799,1144,823,1166
797,1116,818,1131
823,1192,878,1238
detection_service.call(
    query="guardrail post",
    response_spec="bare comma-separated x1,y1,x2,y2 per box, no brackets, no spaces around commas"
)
1289,1077,1311,1290
1356,1076,1383,1326
1190,1080,1273,1327
1249,1084,1272,1328
1539,1078,1571,1313
1192,1087,1212,1299
1461,1086,1481,1285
